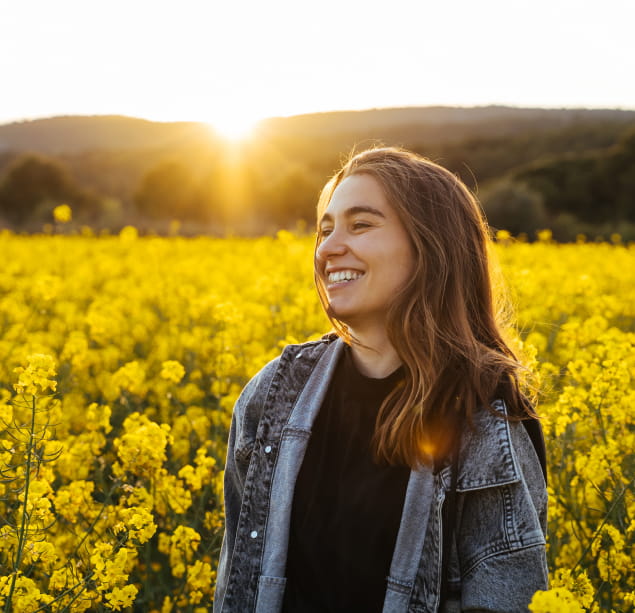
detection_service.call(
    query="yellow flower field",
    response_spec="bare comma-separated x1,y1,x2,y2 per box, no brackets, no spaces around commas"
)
0,230,633,612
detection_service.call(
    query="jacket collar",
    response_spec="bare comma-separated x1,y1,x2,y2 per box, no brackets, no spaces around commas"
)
288,336,521,491
439,399,522,492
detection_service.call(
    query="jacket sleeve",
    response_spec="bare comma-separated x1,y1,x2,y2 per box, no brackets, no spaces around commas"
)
213,357,280,612
459,421,549,612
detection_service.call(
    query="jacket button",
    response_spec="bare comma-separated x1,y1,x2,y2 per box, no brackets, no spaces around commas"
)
250,530,258,539
264,445,272,454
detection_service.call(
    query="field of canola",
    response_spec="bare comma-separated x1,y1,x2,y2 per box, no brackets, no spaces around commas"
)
0,229,633,612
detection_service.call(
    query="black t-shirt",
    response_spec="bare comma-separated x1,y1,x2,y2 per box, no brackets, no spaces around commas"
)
282,346,410,613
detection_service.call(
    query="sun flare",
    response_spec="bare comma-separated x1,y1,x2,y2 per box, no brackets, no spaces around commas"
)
206,114,260,142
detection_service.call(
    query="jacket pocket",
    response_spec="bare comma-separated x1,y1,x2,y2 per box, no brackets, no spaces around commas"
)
254,575,287,613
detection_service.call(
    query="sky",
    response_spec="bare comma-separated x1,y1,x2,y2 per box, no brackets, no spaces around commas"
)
1,0,634,138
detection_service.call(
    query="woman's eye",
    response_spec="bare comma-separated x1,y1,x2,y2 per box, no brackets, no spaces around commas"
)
319,228,333,238
352,222,371,230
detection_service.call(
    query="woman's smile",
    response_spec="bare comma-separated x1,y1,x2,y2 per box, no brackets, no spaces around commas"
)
326,269,365,287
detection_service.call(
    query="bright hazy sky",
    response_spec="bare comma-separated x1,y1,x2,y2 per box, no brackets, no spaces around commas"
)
2,0,634,137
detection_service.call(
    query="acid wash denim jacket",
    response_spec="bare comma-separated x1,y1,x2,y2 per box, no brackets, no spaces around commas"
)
213,336,548,613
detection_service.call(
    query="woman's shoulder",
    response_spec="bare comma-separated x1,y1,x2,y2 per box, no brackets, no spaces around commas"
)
247,333,337,380
233,334,340,418
230,335,341,454
487,397,547,485
450,399,545,490
266,332,340,382
278,332,339,363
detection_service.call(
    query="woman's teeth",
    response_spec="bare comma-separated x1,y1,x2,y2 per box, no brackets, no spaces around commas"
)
328,270,363,283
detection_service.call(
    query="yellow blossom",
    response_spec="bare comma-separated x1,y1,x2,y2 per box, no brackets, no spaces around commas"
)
184,560,214,604
111,360,147,397
529,587,585,612
114,506,157,544
160,360,186,383
495,229,512,242
536,228,553,242
91,543,136,592
0,573,54,611
104,584,138,610
119,225,138,241
53,204,72,223
161,526,201,578
13,353,57,396
113,412,171,478
0,389,13,424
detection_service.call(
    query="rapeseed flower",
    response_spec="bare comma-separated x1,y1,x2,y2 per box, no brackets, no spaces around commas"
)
161,360,186,383
13,353,57,396
105,584,138,610
53,204,72,223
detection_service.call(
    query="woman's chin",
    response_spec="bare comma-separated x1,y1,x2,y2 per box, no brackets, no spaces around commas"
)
327,304,368,331
326,301,354,321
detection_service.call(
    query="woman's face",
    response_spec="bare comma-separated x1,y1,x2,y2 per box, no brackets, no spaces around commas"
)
315,173,415,334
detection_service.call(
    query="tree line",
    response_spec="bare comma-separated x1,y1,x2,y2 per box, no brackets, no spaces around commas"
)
1,113,634,240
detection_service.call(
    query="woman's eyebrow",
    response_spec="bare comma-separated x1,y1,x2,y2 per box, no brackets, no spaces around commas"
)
320,205,386,224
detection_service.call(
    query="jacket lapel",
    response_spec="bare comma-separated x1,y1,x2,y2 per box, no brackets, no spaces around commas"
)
258,338,344,580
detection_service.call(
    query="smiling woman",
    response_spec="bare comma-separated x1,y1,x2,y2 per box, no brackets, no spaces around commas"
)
214,146,548,613
315,174,415,347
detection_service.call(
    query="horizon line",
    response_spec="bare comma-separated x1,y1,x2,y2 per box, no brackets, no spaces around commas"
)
3,102,635,128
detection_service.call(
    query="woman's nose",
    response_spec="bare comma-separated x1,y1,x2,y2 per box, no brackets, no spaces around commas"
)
316,229,348,261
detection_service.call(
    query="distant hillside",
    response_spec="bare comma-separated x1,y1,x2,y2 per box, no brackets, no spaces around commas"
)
0,115,213,155
255,106,635,144
2,107,635,155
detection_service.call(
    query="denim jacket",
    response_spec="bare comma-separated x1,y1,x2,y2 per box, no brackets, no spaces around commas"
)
214,336,548,612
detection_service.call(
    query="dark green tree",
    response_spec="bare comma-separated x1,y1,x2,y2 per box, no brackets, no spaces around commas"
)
601,128,635,222
260,166,321,227
514,125,635,226
481,180,549,235
134,161,210,222
0,154,81,226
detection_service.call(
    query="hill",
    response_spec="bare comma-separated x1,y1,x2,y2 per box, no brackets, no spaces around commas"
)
256,106,635,144
0,115,212,155
2,107,635,155
1,106,634,238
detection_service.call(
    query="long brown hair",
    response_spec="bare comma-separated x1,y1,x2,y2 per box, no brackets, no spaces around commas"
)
315,147,535,468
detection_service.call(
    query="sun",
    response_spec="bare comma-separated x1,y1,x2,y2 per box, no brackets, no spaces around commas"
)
206,114,260,143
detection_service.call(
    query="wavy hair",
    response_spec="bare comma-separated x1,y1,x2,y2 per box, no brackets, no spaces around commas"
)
315,147,535,468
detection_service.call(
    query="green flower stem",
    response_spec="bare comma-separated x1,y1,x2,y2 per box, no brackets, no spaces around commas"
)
32,573,94,613
4,394,37,613
572,475,635,574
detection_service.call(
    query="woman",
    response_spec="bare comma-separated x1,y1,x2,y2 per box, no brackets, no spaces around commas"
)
214,147,548,612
